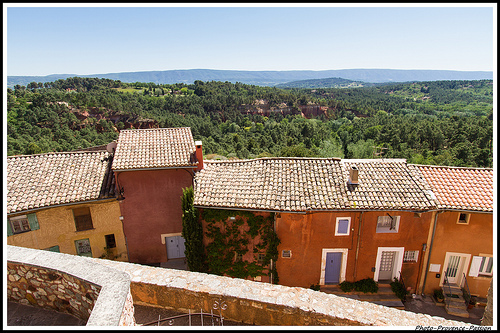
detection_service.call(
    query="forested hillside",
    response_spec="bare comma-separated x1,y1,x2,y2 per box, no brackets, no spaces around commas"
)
7,77,493,168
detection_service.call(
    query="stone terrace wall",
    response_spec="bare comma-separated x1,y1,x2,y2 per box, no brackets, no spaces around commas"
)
7,246,136,326
7,262,100,321
95,259,474,327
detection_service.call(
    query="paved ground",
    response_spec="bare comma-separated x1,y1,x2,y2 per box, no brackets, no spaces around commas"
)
6,301,86,326
403,295,485,326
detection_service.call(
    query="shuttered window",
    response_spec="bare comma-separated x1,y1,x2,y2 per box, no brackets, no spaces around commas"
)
8,213,39,236
335,217,351,236
73,207,94,231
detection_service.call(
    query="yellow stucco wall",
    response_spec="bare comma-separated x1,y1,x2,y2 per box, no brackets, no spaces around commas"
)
422,211,493,298
7,200,128,261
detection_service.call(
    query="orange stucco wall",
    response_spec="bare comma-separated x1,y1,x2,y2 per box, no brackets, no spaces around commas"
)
423,211,493,298
115,168,194,264
275,211,433,292
7,200,127,261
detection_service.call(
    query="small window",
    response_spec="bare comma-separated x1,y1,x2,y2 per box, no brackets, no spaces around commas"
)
8,215,31,234
257,253,266,264
457,213,470,225
235,253,243,262
75,239,92,257
478,257,493,276
335,217,351,236
404,250,419,262
105,234,116,249
376,215,400,233
73,207,93,231
282,250,292,258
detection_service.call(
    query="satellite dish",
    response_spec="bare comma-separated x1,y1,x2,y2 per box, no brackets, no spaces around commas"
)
106,141,117,153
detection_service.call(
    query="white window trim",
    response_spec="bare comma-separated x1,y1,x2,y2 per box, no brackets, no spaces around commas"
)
335,217,351,236
456,213,470,225
469,254,493,277
404,250,419,262
282,250,292,258
319,248,348,285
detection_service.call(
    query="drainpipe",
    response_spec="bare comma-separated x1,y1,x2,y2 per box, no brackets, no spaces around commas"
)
353,211,364,281
421,210,442,296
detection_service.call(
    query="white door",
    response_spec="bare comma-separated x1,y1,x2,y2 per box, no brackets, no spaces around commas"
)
166,236,186,259
379,251,396,281
441,252,471,287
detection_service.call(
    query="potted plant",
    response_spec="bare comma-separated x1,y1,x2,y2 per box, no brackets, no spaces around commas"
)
434,289,444,303
468,296,477,309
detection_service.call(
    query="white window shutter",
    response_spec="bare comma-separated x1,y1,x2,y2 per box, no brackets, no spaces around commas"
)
469,256,482,277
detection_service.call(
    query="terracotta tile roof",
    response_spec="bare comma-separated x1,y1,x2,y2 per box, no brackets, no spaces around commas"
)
194,157,436,212
7,151,115,215
409,164,493,212
342,159,436,211
111,127,197,171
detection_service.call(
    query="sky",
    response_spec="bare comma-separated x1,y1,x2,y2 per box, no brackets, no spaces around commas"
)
4,3,497,76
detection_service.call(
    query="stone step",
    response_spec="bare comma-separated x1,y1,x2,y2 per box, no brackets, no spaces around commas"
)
445,306,469,318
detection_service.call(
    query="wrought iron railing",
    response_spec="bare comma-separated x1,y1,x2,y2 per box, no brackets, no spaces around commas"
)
140,300,227,326
443,270,453,297
462,273,471,305
398,271,406,302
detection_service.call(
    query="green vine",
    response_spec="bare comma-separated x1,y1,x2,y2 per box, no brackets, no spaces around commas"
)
181,187,208,272
202,208,280,282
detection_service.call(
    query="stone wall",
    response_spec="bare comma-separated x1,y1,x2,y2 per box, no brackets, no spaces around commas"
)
96,259,474,327
7,262,100,321
7,245,136,326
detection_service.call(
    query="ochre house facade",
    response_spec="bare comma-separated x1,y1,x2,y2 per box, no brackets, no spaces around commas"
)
7,151,128,261
411,165,493,299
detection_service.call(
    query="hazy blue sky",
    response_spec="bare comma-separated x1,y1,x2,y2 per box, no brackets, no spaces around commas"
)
4,4,496,76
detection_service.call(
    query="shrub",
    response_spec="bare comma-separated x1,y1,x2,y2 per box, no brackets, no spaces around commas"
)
391,278,409,300
339,278,378,293
339,281,354,292
309,284,320,291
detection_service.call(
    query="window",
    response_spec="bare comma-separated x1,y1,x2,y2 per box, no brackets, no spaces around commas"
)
105,234,116,249
457,213,470,225
73,207,93,231
235,253,243,262
376,215,400,233
469,256,493,277
75,239,92,257
282,250,292,258
8,215,31,234
7,213,40,236
404,250,419,262
335,217,351,236
257,253,266,264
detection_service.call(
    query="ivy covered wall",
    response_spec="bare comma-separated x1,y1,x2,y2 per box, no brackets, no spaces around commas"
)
200,208,280,283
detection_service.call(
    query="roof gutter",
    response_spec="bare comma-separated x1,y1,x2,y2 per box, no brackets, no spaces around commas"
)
193,205,308,215
113,165,197,172
7,197,117,217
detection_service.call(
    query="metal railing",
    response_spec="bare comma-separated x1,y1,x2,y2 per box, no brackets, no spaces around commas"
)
462,273,471,305
443,270,454,297
140,300,227,326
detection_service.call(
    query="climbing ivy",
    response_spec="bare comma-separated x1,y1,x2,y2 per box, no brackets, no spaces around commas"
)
181,187,208,272
202,208,280,282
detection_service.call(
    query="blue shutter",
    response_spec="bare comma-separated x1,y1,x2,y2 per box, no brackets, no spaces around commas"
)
27,213,40,230
337,219,349,234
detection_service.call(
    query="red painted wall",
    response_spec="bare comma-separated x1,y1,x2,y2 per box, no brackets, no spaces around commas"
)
116,168,194,264
276,211,433,292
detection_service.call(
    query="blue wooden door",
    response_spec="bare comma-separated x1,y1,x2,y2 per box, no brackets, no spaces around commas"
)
325,252,342,284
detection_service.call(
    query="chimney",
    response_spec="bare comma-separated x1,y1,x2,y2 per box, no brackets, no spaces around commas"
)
195,141,204,171
348,166,359,185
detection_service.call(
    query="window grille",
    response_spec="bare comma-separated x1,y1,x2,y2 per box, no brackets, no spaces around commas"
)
282,250,291,258
404,250,419,262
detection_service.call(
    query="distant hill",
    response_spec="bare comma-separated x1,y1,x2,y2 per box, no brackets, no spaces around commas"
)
275,77,370,89
7,68,493,88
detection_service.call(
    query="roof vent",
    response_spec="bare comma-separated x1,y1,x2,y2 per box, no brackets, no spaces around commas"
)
348,166,359,185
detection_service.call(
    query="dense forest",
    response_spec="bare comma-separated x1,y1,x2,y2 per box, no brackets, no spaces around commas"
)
7,77,493,168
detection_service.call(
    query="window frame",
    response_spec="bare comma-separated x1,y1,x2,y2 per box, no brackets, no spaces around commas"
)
74,238,92,257
73,207,94,232
376,215,400,233
105,234,116,249
282,250,292,258
8,215,31,234
478,256,493,276
404,250,419,263
457,213,470,225
335,217,351,236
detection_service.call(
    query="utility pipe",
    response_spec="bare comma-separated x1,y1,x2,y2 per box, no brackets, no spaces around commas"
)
421,210,443,296
353,211,364,281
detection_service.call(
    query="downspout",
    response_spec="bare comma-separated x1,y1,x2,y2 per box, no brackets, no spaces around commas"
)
421,210,442,296
353,211,364,281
